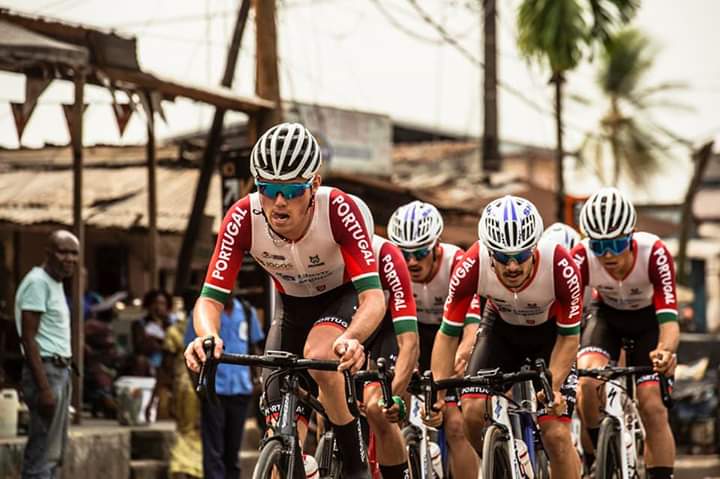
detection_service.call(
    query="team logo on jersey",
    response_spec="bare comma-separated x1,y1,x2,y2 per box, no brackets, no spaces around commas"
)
526,319,536,325
630,287,642,296
308,255,326,268
434,296,445,306
316,285,327,292
262,251,286,261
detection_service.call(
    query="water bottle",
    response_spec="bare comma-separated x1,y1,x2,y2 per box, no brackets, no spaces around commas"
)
428,441,444,479
514,439,535,479
303,454,319,479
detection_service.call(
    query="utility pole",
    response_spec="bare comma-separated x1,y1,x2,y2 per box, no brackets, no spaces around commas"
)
482,0,501,173
252,0,283,138
174,0,252,296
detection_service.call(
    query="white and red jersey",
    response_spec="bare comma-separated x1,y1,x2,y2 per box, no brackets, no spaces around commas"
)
571,232,678,324
413,243,464,325
440,236,583,337
200,187,380,303
372,235,418,335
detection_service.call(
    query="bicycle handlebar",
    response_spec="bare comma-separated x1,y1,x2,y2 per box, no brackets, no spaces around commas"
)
577,365,673,409
421,359,555,420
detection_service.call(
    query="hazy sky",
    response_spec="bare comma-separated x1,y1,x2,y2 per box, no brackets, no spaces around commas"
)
1,0,718,201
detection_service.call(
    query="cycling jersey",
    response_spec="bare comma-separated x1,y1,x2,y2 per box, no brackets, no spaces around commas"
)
572,232,678,324
372,235,418,335
413,243,465,325
440,236,583,337
200,187,381,303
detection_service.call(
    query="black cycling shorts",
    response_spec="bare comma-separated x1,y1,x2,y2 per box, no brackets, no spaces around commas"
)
579,303,664,386
461,309,577,422
262,282,358,422
365,312,399,366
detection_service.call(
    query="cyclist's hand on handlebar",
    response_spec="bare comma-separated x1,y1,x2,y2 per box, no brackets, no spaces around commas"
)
333,336,365,373
380,397,406,424
537,389,567,417
421,399,444,428
650,348,676,375
184,335,224,373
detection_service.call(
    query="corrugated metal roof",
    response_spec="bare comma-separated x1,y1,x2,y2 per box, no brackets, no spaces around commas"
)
0,18,88,67
0,166,221,232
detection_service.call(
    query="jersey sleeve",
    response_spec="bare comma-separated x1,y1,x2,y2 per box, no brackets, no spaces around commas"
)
552,245,583,336
570,243,590,289
378,241,418,335
200,196,252,304
451,247,465,270
440,242,480,337
648,240,679,324
329,189,381,293
464,294,483,326
17,277,49,313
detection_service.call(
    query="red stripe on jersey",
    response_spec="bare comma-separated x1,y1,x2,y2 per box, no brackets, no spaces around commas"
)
648,240,678,313
552,245,584,327
443,242,480,327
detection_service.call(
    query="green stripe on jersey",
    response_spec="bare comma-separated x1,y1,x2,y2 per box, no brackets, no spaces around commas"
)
393,318,418,335
558,324,580,336
465,314,481,325
657,311,678,324
440,319,463,337
353,274,381,293
200,284,229,304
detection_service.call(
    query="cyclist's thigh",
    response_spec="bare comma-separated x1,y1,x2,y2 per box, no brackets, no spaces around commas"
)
304,283,359,357
461,311,512,403
578,303,621,367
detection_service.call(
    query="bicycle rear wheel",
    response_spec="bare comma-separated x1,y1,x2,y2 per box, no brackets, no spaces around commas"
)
403,426,424,479
596,417,623,479
253,440,287,479
481,425,512,479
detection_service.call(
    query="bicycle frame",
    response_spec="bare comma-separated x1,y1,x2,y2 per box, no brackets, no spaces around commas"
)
406,393,440,479
599,374,644,478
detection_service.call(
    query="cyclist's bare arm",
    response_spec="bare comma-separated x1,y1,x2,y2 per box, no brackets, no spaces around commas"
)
184,298,225,372
393,331,419,395
648,239,680,372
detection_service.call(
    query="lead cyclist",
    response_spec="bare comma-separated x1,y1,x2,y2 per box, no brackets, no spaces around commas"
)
184,122,386,479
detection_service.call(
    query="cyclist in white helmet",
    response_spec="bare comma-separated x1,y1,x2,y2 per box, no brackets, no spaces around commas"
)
350,195,419,479
432,195,582,479
185,123,386,479
388,201,480,479
574,188,678,479
543,222,581,252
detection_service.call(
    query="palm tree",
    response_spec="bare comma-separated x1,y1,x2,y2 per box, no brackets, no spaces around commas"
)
580,28,690,186
516,0,638,221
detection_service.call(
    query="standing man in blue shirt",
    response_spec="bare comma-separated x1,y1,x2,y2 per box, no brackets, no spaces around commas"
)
15,230,79,479
186,292,264,479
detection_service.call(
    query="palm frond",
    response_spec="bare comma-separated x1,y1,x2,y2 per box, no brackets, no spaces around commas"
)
587,0,640,48
598,28,655,97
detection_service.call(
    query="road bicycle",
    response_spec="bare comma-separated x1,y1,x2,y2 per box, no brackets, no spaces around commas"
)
195,337,393,479
404,372,444,479
423,359,555,479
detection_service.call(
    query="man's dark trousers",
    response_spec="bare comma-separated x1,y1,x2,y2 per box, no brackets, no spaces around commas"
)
201,394,252,479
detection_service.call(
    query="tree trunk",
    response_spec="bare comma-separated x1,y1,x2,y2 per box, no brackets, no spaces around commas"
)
676,141,714,286
553,73,566,222
482,0,501,173
609,98,622,187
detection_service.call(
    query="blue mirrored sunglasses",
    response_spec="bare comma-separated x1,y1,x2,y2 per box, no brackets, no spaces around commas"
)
589,235,632,256
402,247,433,261
491,248,534,265
256,180,312,200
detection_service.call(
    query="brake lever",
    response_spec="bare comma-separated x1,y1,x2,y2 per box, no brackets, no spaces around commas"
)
422,370,438,421
533,358,555,407
343,369,361,417
196,337,219,405
376,358,394,406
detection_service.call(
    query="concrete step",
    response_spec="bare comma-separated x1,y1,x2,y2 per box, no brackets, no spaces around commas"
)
130,459,168,479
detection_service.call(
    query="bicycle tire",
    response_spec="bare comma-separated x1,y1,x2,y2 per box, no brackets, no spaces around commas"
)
253,440,287,479
596,417,623,479
403,426,424,479
481,425,512,479
316,434,342,479
534,449,551,479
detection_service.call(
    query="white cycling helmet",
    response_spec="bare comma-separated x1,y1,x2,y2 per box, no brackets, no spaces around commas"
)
579,187,636,239
478,195,543,253
349,194,374,235
387,201,444,250
250,122,322,181
542,222,581,251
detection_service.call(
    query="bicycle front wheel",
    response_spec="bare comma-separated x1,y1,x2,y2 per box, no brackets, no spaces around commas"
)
596,417,623,479
403,426,424,479
253,440,287,479
316,433,342,479
481,425,512,479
